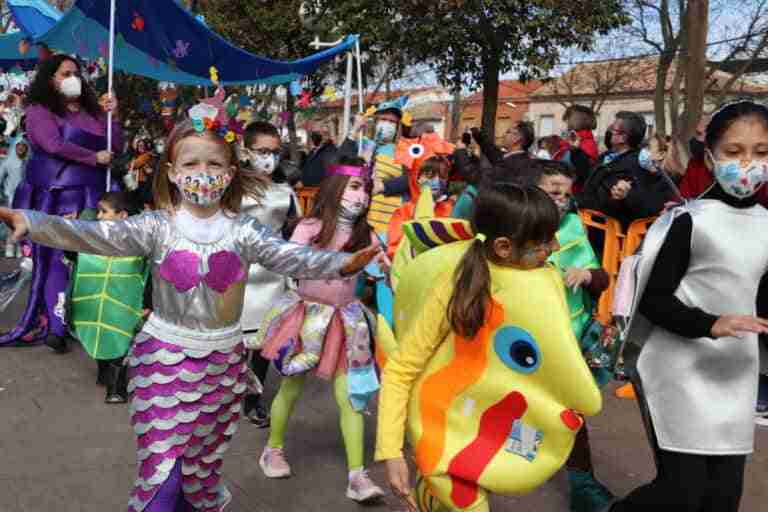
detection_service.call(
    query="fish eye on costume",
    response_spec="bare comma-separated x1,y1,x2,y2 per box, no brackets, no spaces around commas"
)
494,326,541,374
409,143,425,158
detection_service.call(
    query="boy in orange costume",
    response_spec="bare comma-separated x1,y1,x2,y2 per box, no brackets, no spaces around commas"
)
387,155,455,259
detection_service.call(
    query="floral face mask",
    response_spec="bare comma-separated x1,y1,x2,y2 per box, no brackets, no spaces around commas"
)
172,171,232,206
708,151,768,199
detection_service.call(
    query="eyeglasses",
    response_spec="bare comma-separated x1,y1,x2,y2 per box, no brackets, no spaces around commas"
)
248,148,281,157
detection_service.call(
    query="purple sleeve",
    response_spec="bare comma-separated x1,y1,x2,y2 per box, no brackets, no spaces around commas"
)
113,119,124,154
26,105,99,167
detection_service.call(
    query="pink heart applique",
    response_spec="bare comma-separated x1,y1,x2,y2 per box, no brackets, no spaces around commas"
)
158,250,203,292
204,251,247,293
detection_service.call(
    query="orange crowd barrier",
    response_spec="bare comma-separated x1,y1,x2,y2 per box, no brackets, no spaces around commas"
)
578,209,624,325
295,187,319,214
621,217,657,260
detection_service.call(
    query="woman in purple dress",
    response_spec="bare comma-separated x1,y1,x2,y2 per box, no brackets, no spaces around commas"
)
0,54,123,351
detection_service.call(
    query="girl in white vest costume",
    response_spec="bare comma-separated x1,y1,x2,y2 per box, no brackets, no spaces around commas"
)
612,100,768,512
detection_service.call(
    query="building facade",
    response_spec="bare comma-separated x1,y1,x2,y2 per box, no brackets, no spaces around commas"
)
528,58,768,143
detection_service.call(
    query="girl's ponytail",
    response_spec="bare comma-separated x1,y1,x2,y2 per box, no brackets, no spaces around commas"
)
445,181,559,340
447,236,492,339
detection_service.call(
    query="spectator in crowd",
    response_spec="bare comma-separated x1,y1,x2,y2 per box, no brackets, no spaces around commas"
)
578,111,669,227
471,121,536,184
559,105,599,191
679,114,713,199
300,127,337,187
598,128,615,164
536,135,565,160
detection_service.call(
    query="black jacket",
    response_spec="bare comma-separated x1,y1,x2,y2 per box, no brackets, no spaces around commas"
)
577,149,670,227
300,142,338,187
470,128,535,185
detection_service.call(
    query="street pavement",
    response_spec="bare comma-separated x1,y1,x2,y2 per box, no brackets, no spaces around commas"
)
0,258,766,511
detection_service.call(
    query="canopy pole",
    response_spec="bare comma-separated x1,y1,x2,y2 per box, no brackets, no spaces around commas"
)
105,0,116,190
354,39,363,114
342,51,353,139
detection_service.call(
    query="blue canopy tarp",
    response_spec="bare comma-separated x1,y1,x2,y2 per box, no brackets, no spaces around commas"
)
0,0,62,72
0,32,39,72
7,0,62,39
33,0,357,86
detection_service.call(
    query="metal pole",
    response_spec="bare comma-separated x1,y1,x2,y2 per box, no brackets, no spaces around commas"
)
342,51,353,139
106,0,116,189
355,39,364,114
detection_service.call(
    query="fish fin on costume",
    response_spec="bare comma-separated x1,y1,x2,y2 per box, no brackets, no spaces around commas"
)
414,184,436,220
402,217,474,257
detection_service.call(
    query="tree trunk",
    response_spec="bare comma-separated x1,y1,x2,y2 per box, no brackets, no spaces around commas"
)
669,55,686,136
286,90,300,163
653,56,674,136
682,0,708,143
480,50,500,143
449,88,463,142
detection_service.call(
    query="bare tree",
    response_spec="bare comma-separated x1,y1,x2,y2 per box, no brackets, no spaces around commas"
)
624,0,687,136
548,57,638,115
625,0,768,140
704,0,768,105
681,0,708,142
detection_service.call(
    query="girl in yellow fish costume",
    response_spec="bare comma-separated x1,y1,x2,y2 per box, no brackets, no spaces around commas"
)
376,184,603,511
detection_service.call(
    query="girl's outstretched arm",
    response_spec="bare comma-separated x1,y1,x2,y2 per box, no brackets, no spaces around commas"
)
238,216,378,279
0,207,157,257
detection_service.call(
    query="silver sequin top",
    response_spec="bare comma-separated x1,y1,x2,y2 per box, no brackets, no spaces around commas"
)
23,208,347,350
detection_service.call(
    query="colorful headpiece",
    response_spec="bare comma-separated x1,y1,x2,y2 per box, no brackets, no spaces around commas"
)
186,68,245,143
363,95,409,119
327,164,371,180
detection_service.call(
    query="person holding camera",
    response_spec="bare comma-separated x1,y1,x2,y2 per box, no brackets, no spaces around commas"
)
577,111,669,228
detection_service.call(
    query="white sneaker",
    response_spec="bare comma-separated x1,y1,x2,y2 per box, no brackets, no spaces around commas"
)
755,416,768,427
346,468,385,502
259,447,292,478
220,485,232,510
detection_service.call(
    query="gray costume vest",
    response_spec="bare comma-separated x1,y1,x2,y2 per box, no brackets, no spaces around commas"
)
241,183,300,331
625,200,768,455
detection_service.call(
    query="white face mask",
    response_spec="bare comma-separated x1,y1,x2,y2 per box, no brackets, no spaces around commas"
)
638,148,660,174
375,121,397,142
59,76,82,99
709,152,768,199
249,151,279,175
338,188,370,224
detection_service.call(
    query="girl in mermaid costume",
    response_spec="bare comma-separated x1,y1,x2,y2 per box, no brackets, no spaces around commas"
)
0,109,379,511
249,157,387,503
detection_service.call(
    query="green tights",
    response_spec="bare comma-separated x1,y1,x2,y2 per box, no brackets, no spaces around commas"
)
267,373,364,470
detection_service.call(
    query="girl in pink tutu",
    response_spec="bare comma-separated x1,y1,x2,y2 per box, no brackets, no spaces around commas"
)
249,157,386,503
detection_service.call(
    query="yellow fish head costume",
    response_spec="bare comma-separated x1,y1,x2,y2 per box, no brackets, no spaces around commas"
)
379,226,602,511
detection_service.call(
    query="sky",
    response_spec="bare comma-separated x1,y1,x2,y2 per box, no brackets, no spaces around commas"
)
392,1,766,94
